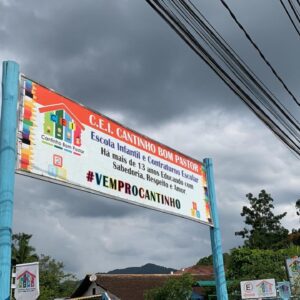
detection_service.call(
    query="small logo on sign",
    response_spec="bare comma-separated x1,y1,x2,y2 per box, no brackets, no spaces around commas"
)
53,154,63,167
17,270,36,290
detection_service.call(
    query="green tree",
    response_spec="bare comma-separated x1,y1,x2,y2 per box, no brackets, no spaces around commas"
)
235,190,289,249
39,254,77,300
12,233,78,299
144,273,194,300
197,253,230,269
12,233,39,265
227,246,300,291
287,199,300,246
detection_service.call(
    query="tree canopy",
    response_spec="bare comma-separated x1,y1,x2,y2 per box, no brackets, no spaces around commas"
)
11,189,299,299
12,233,39,265
235,189,289,249
197,253,230,269
226,246,300,293
39,254,77,300
144,273,194,300
12,233,78,299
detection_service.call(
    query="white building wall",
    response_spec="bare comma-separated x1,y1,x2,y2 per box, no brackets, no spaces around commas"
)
83,282,106,296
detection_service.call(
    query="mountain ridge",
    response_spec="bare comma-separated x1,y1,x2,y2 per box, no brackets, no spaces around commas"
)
107,263,177,274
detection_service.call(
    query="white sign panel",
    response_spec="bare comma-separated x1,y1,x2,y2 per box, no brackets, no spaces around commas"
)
277,281,291,299
286,256,300,285
240,279,276,299
15,262,40,300
17,77,213,225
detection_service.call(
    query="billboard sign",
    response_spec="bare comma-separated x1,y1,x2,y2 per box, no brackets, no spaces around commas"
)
286,256,300,285
277,281,291,300
17,77,213,225
240,279,276,299
15,262,39,300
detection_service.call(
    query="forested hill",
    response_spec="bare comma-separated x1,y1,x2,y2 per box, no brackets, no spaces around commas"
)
107,263,176,274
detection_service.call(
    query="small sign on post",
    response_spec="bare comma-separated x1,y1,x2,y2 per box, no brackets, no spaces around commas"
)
286,256,300,285
240,279,276,299
15,262,40,300
277,281,291,300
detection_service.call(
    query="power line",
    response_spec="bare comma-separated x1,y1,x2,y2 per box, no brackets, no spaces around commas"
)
185,0,300,131
157,0,300,131
280,0,300,38
178,0,300,136
171,0,300,139
288,0,300,24
220,0,300,107
146,0,300,157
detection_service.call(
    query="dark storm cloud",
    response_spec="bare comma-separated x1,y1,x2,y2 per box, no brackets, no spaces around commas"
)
14,175,139,219
2,0,300,277
2,0,298,121
0,0,254,126
204,0,300,119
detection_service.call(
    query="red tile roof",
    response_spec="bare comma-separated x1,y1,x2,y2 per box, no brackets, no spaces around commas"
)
39,103,85,130
71,266,214,300
174,265,214,276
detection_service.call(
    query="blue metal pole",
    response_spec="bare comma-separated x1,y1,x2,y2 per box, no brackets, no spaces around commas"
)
0,61,19,300
204,158,228,300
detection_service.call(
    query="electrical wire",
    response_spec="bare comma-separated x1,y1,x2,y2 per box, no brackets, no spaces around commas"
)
156,0,300,133
288,0,300,24
146,0,300,157
174,0,300,133
220,0,300,107
280,0,300,38
170,0,300,143
186,0,300,131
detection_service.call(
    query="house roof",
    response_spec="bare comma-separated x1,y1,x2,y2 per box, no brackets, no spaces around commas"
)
17,270,36,280
69,296,101,300
39,103,85,130
174,265,214,276
255,280,274,287
71,266,213,300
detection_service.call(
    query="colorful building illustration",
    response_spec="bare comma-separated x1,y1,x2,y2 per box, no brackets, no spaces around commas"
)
191,201,201,219
39,103,85,147
17,270,36,289
289,258,300,273
256,280,274,295
19,79,37,171
190,165,212,223
19,80,86,173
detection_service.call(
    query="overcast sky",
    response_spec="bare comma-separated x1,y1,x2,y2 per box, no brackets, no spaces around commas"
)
1,0,300,278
